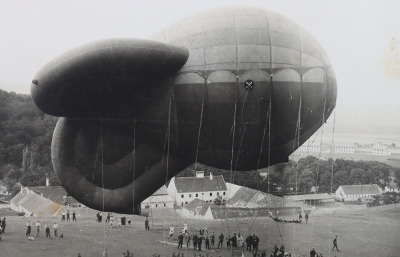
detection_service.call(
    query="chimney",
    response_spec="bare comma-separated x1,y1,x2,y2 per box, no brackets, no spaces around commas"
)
196,171,204,178
210,172,213,180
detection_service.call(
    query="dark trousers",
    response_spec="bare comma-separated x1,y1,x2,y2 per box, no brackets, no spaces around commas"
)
26,226,31,236
46,228,50,238
332,244,339,251
178,241,183,248
247,243,252,251
218,240,223,248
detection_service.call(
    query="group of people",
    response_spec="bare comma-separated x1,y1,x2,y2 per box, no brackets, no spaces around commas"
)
60,210,77,222
99,212,132,229
298,212,309,224
25,220,60,239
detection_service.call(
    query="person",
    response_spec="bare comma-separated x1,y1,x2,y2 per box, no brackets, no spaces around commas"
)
253,234,259,251
106,213,110,223
121,216,126,228
246,234,253,251
145,217,150,230
217,232,224,248
169,225,175,237
185,233,191,249
78,253,82,257
53,222,59,238
210,232,215,248
61,211,66,222
178,233,184,249
305,212,309,224
237,233,244,249
127,218,131,225
205,234,210,249
0,224,2,241
183,221,188,233
99,212,103,222
299,212,302,223
226,234,231,249
280,244,285,255
231,233,237,247
66,210,70,222
26,220,31,237
274,244,279,254
332,235,339,251
35,220,41,237
97,212,101,222
197,235,203,251
110,216,114,229
45,223,51,238
1,217,6,233
310,247,317,257
103,248,108,257
193,234,198,250
72,211,77,222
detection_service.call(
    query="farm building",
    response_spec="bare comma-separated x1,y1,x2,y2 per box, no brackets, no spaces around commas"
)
335,184,381,202
286,193,334,205
167,171,227,206
10,187,64,217
141,185,174,210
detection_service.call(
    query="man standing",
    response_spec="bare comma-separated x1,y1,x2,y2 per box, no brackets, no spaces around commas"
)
145,217,150,231
61,211,65,222
66,210,70,222
53,222,59,239
35,220,41,237
198,235,203,251
72,211,77,222
305,212,309,224
332,235,339,251
26,220,31,237
217,232,224,248
178,233,184,249
310,247,317,257
299,212,302,223
45,223,51,238
210,232,215,248
1,217,5,233
193,234,198,250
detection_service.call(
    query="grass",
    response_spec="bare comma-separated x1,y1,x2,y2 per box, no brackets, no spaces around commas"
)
0,203,399,257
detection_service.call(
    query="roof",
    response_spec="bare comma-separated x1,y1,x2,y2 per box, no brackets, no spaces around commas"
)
142,194,174,204
29,186,78,204
152,185,169,195
174,175,227,193
339,184,381,195
286,193,333,201
183,198,212,216
11,188,64,217
226,186,283,208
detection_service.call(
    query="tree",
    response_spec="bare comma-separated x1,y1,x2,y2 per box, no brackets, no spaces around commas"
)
298,169,315,194
349,168,365,184
332,170,349,192
213,196,226,206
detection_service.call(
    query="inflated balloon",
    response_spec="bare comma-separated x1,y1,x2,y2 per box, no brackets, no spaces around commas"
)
31,6,337,214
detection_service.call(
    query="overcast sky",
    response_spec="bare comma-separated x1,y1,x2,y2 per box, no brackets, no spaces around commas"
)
1,0,399,132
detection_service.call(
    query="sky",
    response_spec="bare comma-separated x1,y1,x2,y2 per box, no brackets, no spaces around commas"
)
1,0,399,135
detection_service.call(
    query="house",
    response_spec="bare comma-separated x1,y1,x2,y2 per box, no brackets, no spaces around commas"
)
286,193,334,205
28,186,79,206
141,185,174,210
182,198,215,220
167,171,227,207
10,187,64,217
335,184,381,202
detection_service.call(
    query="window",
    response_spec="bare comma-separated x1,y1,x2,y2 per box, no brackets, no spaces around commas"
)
196,194,198,197
210,193,213,196
185,202,188,204
217,192,220,196
181,202,184,206
164,203,166,207
223,192,226,196
181,194,184,198
189,194,192,198
156,204,158,208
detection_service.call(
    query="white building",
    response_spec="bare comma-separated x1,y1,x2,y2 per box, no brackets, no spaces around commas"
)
141,185,174,210
334,144,355,154
167,171,227,207
335,184,381,202
372,142,389,156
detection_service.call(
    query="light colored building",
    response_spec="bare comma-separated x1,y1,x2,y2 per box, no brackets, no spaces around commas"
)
335,184,381,202
334,144,355,154
167,171,227,207
141,185,174,210
372,142,389,156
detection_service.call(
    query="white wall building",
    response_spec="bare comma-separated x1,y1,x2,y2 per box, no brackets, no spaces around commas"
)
335,184,381,202
141,185,174,210
167,171,227,207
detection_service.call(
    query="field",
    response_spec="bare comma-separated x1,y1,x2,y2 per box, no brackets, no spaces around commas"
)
1,203,400,257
